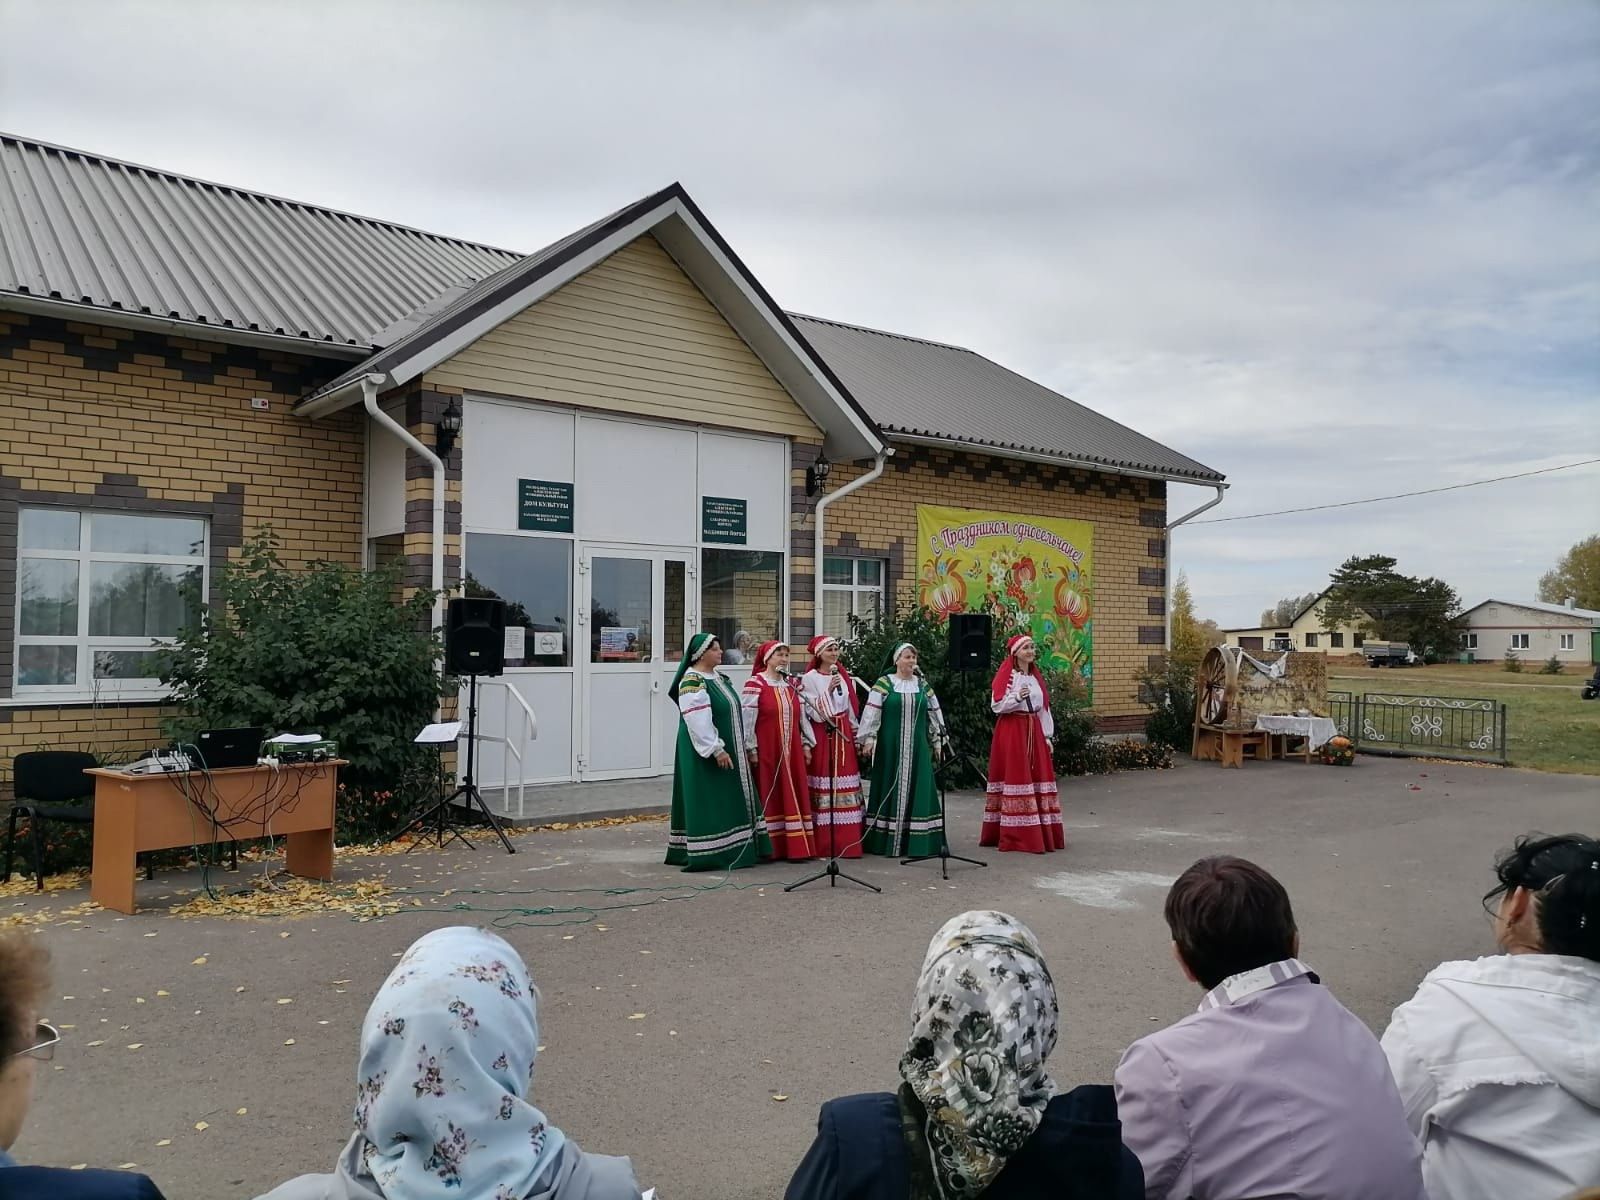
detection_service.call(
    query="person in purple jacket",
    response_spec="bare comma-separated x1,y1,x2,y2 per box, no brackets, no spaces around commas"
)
1114,856,1425,1200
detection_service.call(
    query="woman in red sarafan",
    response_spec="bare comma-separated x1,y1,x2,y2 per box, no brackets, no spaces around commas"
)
741,641,817,861
982,634,1065,853
798,634,865,859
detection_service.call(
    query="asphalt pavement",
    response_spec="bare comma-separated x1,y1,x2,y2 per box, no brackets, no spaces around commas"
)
10,755,1595,1199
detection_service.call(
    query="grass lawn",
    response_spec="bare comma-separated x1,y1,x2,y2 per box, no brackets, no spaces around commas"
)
1328,664,1600,776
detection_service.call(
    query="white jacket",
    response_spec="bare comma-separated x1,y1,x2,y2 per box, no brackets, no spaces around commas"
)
1381,953,1600,1200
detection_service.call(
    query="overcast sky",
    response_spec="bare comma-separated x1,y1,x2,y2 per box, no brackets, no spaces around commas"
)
2,0,1595,625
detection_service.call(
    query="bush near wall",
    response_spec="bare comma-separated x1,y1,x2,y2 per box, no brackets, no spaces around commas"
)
158,530,447,844
839,603,1170,788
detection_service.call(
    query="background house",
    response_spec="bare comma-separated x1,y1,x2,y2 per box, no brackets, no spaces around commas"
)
1458,599,1600,664
1222,588,1369,654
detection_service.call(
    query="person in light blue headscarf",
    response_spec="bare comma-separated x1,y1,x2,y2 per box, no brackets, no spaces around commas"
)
256,926,642,1200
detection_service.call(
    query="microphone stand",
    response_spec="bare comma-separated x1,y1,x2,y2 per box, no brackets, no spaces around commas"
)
787,673,879,894
900,669,986,880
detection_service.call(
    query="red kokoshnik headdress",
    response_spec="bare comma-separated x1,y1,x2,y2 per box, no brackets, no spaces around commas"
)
806,634,859,715
991,634,1050,708
753,641,786,672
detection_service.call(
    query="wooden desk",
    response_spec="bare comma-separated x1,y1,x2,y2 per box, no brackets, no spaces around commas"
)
86,761,342,914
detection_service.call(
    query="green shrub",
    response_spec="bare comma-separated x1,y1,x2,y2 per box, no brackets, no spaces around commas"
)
158,530,446,842
1503,650,1522,673
1139,656,1197,751
1539,655,1564,675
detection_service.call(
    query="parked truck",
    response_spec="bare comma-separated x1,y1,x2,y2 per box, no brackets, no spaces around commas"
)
1363,640,1423,667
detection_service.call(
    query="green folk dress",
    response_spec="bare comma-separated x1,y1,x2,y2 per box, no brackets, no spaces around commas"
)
666,667,772,871
857,675,949,857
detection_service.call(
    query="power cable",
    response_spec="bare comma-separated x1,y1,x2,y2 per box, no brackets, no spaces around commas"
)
1190,458,1600,525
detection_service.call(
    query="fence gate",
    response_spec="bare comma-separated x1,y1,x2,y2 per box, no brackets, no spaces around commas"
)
1326,691,1507,764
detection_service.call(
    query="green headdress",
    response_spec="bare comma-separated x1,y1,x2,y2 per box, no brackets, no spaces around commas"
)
669,632,720,702
882,641,918,678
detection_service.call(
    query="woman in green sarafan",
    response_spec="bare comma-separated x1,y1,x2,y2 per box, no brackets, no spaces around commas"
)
665,632,772,871
857,641,950,857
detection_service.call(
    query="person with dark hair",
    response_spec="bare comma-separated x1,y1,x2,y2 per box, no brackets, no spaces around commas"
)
785,910,1143,1200
1114,856,1424,1200
0,931,165,1198
1382,832,1600,1200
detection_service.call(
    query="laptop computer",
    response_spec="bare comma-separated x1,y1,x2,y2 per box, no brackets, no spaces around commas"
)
191,727,265,770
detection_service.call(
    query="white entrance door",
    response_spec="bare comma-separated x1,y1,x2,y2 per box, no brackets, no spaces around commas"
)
579,546,694,780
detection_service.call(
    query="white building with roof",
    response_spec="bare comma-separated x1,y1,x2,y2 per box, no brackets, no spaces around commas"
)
1458,598,1600,664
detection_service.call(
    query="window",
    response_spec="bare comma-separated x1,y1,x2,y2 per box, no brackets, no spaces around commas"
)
15,509,205,695
1511,633,1530,650
1329,632,1344,648
1560,633,1575,651
1304,632,1319,648
1461,633,1478,650
1354,633,1365,648
702,550,783,663
820,557,887,634
463,534,573,667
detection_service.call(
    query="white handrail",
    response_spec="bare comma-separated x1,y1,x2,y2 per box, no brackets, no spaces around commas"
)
471,679,538,820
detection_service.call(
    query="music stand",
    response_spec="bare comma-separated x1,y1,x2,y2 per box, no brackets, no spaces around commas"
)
394,674,516,854
787,681,878,894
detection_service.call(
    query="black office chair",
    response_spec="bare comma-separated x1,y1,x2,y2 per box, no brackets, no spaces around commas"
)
4,751,100,891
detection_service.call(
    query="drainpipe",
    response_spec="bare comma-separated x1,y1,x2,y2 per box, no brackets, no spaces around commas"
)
359,375,447,634
812,450,890,635
1163,483,1228,650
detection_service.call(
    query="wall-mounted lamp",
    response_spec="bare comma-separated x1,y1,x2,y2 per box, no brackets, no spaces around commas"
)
805,451,832,497
436,398,463,457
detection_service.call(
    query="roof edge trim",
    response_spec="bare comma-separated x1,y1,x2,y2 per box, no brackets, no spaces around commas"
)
889,431,1228,485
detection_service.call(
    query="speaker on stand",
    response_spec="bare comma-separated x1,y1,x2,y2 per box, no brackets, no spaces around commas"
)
947,611,993,672
394,596,515,854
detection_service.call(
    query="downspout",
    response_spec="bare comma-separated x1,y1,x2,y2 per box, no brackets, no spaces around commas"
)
1163,483,1228,650
812,450,890,634
359,375,447,635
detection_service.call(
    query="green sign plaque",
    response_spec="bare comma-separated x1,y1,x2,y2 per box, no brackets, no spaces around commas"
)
518,479,574,533
701,496,747,545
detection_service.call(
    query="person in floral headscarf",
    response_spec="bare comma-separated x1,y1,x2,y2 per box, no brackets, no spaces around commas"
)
981,635,1063,854
785,910,1142,1200
256,926,643,1200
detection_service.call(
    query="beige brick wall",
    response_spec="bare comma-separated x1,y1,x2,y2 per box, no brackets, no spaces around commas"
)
814,444,1168,726
0,310,362,767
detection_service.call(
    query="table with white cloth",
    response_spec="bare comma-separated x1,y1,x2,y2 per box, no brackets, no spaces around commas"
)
1253,714,1338,762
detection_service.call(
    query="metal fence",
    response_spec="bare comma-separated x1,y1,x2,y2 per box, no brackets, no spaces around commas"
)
1326,690,1507,764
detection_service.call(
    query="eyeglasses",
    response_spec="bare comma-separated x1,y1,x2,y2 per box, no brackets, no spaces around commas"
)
14,1021,59,1061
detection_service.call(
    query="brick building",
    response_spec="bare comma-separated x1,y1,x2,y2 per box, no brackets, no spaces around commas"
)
0,134,1224,799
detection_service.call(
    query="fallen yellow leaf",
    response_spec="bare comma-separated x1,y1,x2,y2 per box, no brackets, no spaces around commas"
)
194,1121,209,1131
284,1038,296,1045
85,1040,104,1047
276,998,293,1005
156,1139,171,1147
627,1013,646,1020
235,1107,248,1115
125,1043,143,1050
156,990,169,997
772,1094,789,1102
191,956,207,965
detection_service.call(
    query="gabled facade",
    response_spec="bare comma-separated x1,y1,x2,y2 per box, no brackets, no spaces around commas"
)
1458,599,1600,664
0,134,1224,796
1222,589,1370,655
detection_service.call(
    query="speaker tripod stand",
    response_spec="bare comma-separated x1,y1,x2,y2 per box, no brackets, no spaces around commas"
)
395,672,516,854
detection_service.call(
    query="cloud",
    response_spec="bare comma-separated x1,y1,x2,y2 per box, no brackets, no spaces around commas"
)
1,0,1594,626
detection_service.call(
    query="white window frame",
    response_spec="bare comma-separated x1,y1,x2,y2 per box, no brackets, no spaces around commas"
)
1510,633,1530,650
13,509,208,702
820,557,888,631
1461,632,1478,650
1304,632,1318,648
1559,633,1575,651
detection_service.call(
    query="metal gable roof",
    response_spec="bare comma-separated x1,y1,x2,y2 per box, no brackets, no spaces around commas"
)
0,134,519,348
789,315,1224,483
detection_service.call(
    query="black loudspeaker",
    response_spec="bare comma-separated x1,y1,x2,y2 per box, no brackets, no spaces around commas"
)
948,611,993,672
446,597,506,676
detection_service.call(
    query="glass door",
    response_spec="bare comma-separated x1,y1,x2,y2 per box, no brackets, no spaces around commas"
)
580,547,694,780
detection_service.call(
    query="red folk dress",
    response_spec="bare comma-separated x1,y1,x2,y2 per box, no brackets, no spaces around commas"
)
799,666,865,858
982,653,1064,853
741,671,818,862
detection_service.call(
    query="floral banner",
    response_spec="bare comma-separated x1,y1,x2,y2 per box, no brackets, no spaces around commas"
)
916,504,1094,687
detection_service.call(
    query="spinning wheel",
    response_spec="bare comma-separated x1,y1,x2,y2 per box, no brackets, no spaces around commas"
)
1194,646,1239,728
